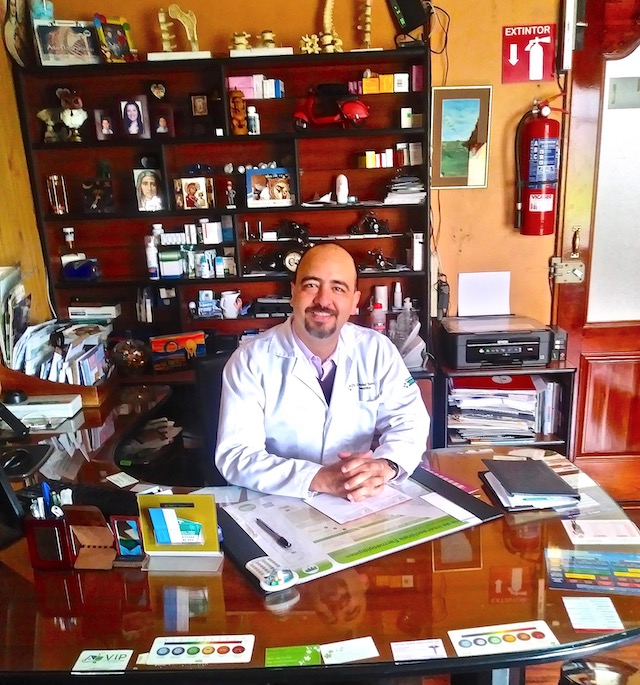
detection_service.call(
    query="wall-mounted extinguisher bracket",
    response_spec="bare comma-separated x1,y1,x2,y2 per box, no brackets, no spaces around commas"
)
515,100,560,236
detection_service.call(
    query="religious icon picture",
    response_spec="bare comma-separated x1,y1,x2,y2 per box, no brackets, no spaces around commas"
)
190,93,208,117
133,168,164,212
174,176,214,210
82,177,114,214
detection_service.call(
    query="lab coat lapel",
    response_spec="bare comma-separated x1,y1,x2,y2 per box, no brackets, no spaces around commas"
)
273,321,325,403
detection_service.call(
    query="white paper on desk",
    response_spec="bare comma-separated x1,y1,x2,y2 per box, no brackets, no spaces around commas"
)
562,597,624,631
458,271,511,317
562,518,640,544
304,486,411,524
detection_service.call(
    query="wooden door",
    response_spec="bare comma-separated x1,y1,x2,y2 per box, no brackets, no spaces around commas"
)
557,0,640,502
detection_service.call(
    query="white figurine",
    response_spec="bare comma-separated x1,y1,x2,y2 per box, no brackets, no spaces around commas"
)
158,8,176,52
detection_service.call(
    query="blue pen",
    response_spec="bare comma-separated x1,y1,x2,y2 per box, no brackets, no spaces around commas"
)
41,482,52,518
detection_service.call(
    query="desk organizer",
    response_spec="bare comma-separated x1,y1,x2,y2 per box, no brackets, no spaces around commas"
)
0,365,117,407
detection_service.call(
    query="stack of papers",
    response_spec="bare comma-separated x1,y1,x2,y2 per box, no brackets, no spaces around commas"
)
383,175,426,204
448,375,547,445
480,457,580,511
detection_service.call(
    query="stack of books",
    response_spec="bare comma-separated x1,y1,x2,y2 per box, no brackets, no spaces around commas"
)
447,374,562,445
480,457,580,511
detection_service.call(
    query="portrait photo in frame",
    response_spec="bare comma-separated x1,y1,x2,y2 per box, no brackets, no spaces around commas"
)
152,106,175,137
94,109,115,140
190,93,209,117
431,86,492,189
120,95,150,139
93,14,136,63
33,20,101,66
133,168,164,212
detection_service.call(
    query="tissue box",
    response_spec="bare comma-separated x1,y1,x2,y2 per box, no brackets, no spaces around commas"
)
149,331,206,372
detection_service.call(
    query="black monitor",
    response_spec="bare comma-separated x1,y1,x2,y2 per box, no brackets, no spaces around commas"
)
386,0,430,33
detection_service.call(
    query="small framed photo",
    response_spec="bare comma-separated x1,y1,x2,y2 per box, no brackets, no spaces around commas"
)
120,95,150,138
93,14,136,63
82,178,114,214
153,106,175,137
94,109,115,140
33,20,102,66
133,168,164,212
174,177,214,210
246,167,295,208
190,93,209,117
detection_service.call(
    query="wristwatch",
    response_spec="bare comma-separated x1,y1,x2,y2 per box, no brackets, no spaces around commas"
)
385,459,400,481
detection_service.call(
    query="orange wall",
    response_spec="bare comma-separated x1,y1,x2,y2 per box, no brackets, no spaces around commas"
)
1,0,561,323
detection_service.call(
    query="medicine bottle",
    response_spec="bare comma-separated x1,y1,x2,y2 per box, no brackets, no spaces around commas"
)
247,106,261,135
370,302,386,335
151,223,164,246
145,235,159,279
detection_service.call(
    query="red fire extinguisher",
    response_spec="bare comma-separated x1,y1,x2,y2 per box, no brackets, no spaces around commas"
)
515,99,561,236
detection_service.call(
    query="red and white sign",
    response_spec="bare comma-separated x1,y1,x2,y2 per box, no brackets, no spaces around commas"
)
502,24,556,83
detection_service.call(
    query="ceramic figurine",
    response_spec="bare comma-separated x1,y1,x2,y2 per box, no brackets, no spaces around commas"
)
167,3,199,51
37,108,59,143
56,87,87,143
229,31,251,50
257,29,276,48
229,89,248,135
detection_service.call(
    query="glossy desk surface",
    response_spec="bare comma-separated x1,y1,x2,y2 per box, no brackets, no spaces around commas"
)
2,446,640,683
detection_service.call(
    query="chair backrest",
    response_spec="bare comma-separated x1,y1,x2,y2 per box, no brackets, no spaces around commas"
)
193,351,233,485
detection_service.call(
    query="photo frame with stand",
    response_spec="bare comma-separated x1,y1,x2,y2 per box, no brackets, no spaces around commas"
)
94,109,115,140
152,106,175,138
190,94,209,117
431,86,492,189
119,95,150,139
33,20,102,66
93,14,136,63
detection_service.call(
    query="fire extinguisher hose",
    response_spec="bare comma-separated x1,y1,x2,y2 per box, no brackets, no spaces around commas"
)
514,110,533,230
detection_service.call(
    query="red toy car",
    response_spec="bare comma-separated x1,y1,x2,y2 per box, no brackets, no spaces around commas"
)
293,83,370,130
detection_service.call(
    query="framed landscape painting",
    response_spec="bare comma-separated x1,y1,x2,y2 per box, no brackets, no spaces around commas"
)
431,86,492,189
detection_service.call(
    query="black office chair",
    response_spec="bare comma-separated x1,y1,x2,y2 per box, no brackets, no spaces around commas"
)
193,351,233,485
559,657,638,685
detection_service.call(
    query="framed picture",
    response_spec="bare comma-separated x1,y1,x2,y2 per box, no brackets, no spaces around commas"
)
33,20,101,66
431,86,492,189
110,515,145,564
153,106,175,137
94,109,115,140
93,14,136,63
120,95,150,138
190,93,209,117
133,168,164,212
246,167,295,207
82,178,114,214
174,177,213,210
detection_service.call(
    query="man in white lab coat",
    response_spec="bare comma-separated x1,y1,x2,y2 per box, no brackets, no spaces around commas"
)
215,243,429,499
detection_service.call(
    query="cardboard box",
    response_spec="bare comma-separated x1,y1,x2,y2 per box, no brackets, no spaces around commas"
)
378,74,394,93
362,76,380,94
149,331,206,372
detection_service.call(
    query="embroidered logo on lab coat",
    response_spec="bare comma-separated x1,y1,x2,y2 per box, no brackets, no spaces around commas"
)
403,376,416,388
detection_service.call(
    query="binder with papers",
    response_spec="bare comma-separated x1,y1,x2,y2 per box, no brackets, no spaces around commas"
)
480,457,580,511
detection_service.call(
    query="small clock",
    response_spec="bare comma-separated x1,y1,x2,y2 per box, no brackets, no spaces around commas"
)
283,249,303,272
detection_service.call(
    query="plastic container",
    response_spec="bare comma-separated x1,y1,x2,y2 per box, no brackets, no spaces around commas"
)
370,302,386,334
393,282,403,309
394,297,418,353
247,106,261,135
145,235,159,279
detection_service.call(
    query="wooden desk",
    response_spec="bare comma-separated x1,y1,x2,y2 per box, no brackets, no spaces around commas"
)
2,448,640,684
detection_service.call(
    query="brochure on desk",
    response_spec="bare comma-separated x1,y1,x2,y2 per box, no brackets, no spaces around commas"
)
218,468,500,591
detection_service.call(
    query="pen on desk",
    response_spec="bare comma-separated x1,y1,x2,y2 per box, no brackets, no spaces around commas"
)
255,518,291,549
41,482,52,518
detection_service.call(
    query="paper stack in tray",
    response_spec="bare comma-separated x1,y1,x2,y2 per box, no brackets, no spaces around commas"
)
480,457,580,511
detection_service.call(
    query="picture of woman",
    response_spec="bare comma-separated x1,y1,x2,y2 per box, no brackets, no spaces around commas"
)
122,99,143,135
134,169,163,212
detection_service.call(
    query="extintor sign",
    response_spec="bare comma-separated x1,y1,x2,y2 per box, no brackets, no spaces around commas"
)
502,25,556,83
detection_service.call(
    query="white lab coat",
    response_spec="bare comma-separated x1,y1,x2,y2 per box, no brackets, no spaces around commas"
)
215,318,430,498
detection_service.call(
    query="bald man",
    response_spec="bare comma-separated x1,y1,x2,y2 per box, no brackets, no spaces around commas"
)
215,243,429,500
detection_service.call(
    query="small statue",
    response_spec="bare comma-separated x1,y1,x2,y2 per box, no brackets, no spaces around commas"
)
158,8,176,52
229,31,251,50
225,179,237,208
229,89,248,135
56,87,88,143
299,34,320,54
37,108,59,143
256,29,276,49
167,3,199,51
